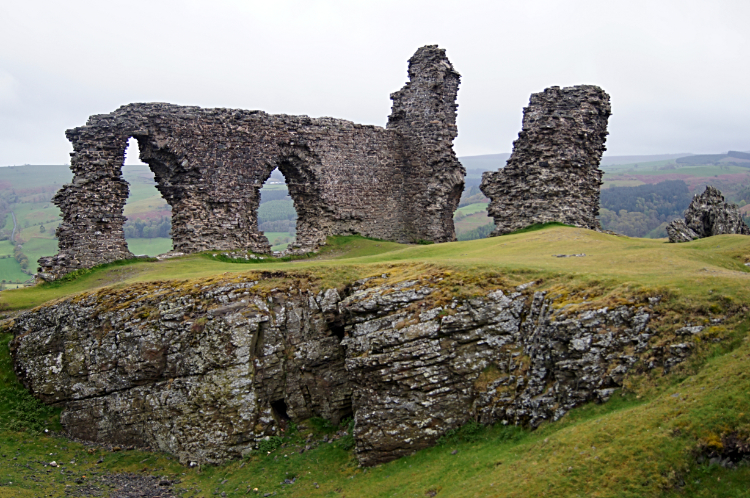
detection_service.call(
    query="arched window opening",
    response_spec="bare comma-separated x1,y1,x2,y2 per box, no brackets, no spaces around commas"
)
258,168,297,252
122,137,173,256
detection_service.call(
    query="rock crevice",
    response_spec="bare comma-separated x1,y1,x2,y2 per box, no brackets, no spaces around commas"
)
12,275,693,466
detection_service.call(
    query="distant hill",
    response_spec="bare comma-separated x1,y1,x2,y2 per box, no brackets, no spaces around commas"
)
458,153,696,175
676,151,750,166
458,154,511,176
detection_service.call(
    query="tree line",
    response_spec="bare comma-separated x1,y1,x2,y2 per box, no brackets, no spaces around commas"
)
124,217,171,239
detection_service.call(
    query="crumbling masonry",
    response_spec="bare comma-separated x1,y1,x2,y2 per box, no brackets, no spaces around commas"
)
38,45,464,280
480,85,611,235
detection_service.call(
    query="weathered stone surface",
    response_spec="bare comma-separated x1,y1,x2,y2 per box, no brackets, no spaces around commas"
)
39,45,464,280
667,186,750,243
11,278,352,465
11,274,694,467
480,85,611,235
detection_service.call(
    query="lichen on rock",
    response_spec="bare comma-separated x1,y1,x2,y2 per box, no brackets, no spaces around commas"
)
480,85,611,236
666,185,750,243
11,273,696,467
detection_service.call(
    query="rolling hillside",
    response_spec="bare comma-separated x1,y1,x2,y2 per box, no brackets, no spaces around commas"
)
0,228,749,496
0,154,748,284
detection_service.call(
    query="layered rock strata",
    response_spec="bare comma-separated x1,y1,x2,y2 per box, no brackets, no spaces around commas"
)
12,273,696,466
667,186,750,242
39,45,464,280
480,85,611,235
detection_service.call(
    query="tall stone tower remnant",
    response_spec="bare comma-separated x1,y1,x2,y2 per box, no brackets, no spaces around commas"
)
38,45,464,281
480,85,611,236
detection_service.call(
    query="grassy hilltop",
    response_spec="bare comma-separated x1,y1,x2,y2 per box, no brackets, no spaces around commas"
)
0,227,750,496
0,156,747,282
457,158,750,241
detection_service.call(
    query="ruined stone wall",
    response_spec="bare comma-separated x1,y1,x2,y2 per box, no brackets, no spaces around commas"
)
38,45,463,280
11,273,694,467
480,85,611,235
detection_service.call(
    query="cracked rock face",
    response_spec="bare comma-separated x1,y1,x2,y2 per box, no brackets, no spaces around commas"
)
39,45,464,281
11,275,691,467
480,85,611,236
667,186,750,243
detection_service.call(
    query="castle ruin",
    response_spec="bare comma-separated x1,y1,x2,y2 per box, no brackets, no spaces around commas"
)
480,85,611,235
38,45,464,280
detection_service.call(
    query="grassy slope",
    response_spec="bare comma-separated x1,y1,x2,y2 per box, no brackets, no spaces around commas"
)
0,229,749,496
455,202,489,217
126,238,173,256
0,228,749,496
2,227,749,310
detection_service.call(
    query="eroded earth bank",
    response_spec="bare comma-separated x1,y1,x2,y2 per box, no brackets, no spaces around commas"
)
10,272,698,467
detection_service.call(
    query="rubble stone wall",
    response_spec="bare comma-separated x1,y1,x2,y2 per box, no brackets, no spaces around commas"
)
480,85,611,235
39,46,464,280
11,274,693,467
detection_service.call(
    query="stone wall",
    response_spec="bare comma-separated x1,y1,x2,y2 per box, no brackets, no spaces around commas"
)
38,45,464,280
480,85,611,235
11,273,693,467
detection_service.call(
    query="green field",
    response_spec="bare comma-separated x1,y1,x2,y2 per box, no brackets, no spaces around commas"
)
126,237,173,256
1,228,750,496
0,166,749,495
454,201,489,217
0,165,304,282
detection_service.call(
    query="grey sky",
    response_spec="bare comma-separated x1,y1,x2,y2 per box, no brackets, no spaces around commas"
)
1,0,749,165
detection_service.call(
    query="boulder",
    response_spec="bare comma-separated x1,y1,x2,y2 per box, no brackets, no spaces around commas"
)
667,186,750,243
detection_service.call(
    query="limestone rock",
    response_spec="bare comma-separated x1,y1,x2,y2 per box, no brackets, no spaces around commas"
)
480,85,611,235
667,186,750,243
11,275,690,467
665,220,699,243
40,45,464,280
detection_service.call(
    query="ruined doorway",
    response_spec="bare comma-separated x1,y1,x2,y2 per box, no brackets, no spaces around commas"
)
122,137,173,256
258,167,297,252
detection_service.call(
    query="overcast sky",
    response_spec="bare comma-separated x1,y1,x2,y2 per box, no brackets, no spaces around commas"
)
1,0,749,165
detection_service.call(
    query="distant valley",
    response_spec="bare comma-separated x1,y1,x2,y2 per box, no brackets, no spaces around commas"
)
0,152,748,282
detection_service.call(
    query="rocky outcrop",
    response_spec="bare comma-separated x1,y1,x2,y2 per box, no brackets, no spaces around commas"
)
11,273,691,467
39,45,464,281
667,186,750,242
480,85,611,235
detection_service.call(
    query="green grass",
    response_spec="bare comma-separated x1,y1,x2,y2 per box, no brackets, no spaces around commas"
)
125,237,173,256
1,226,749,311
0,255,29,284
455,211,494,235
18,237,58,268
454,202,489,217
618,164,749,177
1,228,750,496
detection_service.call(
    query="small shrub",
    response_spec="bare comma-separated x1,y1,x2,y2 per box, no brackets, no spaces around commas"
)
309,417,337,434
256,436,284,453
438,420,485,445
335,417,356,451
